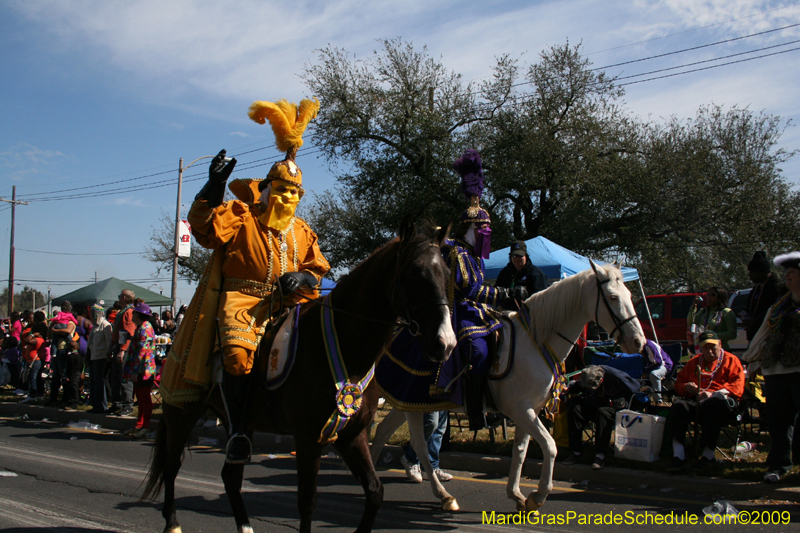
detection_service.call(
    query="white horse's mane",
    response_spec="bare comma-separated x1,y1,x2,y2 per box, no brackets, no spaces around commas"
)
524,263,622,345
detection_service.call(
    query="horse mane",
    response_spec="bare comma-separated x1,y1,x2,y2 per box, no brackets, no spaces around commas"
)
333,219,440,293
526,263,621,343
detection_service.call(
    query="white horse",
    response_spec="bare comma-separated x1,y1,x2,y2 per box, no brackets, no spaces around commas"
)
370,261,646,513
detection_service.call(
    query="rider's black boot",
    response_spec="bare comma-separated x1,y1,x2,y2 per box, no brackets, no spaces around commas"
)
222,372,252,464
465,373,487,431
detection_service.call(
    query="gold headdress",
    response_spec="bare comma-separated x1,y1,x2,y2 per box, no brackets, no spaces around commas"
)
248,98,320,191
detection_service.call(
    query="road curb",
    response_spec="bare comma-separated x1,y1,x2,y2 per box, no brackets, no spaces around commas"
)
3,402,798,504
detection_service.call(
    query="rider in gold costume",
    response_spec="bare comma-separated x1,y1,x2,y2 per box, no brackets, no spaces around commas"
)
163,98,330,464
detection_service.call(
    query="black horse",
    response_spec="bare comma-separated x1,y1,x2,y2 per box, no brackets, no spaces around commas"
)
142,218,454,533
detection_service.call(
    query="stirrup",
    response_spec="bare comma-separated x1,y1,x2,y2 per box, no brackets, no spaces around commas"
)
225,433,252,464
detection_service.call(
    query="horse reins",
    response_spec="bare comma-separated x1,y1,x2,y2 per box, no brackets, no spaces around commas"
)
594,275,638,344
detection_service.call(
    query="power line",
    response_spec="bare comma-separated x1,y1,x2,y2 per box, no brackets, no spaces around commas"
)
615,38,800,82
618,44,800,87
588,1,800,55
592,21,800,71
16,248,142,256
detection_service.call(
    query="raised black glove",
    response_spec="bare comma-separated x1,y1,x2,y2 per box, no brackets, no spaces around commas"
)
209,149,237,183
278,271,318,294
195,149,237,207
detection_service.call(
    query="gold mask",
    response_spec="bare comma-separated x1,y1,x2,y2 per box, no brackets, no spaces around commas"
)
259,179,300,231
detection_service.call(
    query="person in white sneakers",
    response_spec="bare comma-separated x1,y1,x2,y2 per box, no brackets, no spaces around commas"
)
400,411,453,483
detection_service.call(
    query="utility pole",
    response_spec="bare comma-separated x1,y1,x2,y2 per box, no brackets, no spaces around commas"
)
173,155,214,315
1,186,29,316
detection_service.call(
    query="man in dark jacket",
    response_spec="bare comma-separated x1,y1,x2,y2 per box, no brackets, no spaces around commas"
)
745,251,781,341
561,365,640,470
495,241,547,310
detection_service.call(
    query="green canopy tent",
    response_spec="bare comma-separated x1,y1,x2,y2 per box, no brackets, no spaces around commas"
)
51,277,173,308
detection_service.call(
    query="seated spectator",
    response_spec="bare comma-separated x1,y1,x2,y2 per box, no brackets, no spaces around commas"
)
122,302,157,439
562,365,640,470
642,339,673,405
400,410,453,483
666,331,745,473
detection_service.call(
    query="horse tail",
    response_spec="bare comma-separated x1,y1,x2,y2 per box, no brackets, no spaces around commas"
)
140,417,169,501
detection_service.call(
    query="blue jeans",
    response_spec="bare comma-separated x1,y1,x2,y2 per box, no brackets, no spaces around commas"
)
27,359,42,396
404,410,448,470
89,358,108,411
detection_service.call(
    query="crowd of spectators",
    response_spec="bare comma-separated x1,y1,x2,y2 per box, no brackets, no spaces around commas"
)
1,291,183,438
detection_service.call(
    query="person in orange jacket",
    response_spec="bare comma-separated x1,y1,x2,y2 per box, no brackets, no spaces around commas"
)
666,330,744,473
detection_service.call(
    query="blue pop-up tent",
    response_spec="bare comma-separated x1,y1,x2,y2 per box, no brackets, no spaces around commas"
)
483,236,639,282
484,237,661,340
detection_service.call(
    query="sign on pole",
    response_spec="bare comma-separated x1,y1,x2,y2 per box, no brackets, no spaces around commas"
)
178,220,192,258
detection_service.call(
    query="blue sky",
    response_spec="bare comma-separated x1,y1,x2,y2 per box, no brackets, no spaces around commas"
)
1,0,799,309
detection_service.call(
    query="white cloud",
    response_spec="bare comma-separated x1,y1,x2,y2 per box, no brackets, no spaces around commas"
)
230,132,248,137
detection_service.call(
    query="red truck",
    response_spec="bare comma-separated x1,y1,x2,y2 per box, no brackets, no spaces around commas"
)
634,292,706,347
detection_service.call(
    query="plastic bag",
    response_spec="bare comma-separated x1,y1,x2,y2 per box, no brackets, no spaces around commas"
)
0,361,10,387
702,500,738,516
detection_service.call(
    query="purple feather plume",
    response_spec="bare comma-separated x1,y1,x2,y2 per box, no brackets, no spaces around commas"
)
453,149,484,200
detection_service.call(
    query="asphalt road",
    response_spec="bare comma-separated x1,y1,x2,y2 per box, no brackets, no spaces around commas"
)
0,414,796,532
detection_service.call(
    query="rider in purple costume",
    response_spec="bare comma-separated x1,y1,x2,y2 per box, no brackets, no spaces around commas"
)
440,150,509,430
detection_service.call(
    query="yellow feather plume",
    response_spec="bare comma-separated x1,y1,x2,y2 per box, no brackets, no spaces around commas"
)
248,98,320,156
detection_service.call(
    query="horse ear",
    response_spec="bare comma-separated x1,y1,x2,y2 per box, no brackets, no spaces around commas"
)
435,222,451,247
399,214,415,243
589,259,604,278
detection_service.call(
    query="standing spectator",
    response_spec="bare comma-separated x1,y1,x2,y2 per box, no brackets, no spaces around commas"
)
562,365,640,470
9,312,22,342
109,290,136,416
161,311,176,335
743,251,800,483
744,251,782,342
400,410,453,483
150,311,163,335
2,337,24,393
73,303,93,360
174,305,187,328
61,339,84,411
122,303,157,439
642,339,673,405
107,302,121,325
20,315,48,402
46,302,77,407
87,305,112,414
495,241,548,310
666,331,745,473
687,287,737,352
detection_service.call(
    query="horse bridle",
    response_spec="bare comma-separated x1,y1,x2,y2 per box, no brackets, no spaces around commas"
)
594,274,638,343
390,244,450,337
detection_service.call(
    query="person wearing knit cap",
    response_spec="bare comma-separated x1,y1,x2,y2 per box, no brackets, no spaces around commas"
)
443,149,509,431
744,251,781,341
743,251,800,483
87,304,112,414
161,98,330,464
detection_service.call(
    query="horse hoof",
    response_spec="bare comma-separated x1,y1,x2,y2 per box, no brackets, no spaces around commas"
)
525,496,542,513
239,525,254,533
515,500,526,512
164,527,182,533
442,497,460,512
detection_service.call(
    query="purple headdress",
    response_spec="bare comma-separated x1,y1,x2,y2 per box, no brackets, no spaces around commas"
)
453,149,490,224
